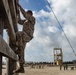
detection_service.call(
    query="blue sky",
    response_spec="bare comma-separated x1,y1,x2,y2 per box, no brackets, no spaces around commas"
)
3,0,76,62
19,0,49,11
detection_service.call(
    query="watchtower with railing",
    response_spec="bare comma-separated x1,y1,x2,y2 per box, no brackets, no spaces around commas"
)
54,48,63,65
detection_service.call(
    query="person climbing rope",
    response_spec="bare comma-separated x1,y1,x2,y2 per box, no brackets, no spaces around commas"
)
13,3,35,73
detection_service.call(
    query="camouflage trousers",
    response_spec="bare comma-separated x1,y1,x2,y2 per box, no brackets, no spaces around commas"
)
16,31,31,64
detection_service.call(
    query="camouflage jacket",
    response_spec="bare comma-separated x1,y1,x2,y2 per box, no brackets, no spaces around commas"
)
18,6,35,38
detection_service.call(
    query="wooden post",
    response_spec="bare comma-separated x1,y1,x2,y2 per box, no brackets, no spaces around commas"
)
6,37,18,75
0,18,3,36
0,55,2,75
0,18,4,75
7,59,16,75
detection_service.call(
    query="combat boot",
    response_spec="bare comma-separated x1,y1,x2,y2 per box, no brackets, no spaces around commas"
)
13,63,25,73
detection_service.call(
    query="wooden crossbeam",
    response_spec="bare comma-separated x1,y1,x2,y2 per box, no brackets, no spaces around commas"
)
54,48,62,50
0,35,17,60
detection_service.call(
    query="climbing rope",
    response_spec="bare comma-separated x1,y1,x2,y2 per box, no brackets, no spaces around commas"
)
47,2,76,56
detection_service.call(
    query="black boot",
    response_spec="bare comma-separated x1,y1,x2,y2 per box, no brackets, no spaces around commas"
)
13,63,25,73
13,67,25,73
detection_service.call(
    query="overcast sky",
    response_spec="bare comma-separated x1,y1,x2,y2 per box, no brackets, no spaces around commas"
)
4,0,76,62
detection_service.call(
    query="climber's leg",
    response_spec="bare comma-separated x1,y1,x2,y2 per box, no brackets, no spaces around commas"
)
13,31,31,73
13,47,25,73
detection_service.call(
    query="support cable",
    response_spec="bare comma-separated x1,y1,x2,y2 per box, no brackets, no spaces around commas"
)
47,3,76,56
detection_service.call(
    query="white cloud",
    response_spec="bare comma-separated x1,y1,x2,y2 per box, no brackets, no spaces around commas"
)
47,26,58,33
24,0,76,62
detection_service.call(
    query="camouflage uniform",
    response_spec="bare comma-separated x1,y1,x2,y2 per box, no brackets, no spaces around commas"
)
16,6,35,66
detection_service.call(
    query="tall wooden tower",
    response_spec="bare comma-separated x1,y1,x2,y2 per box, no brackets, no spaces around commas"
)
54,48,63,65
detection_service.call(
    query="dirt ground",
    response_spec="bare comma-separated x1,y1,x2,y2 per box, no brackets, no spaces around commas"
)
2,65,76,75
25,66,76,75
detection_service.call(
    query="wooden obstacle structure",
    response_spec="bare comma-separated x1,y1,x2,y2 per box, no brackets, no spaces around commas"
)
54,48,63,65
0,0,19,75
